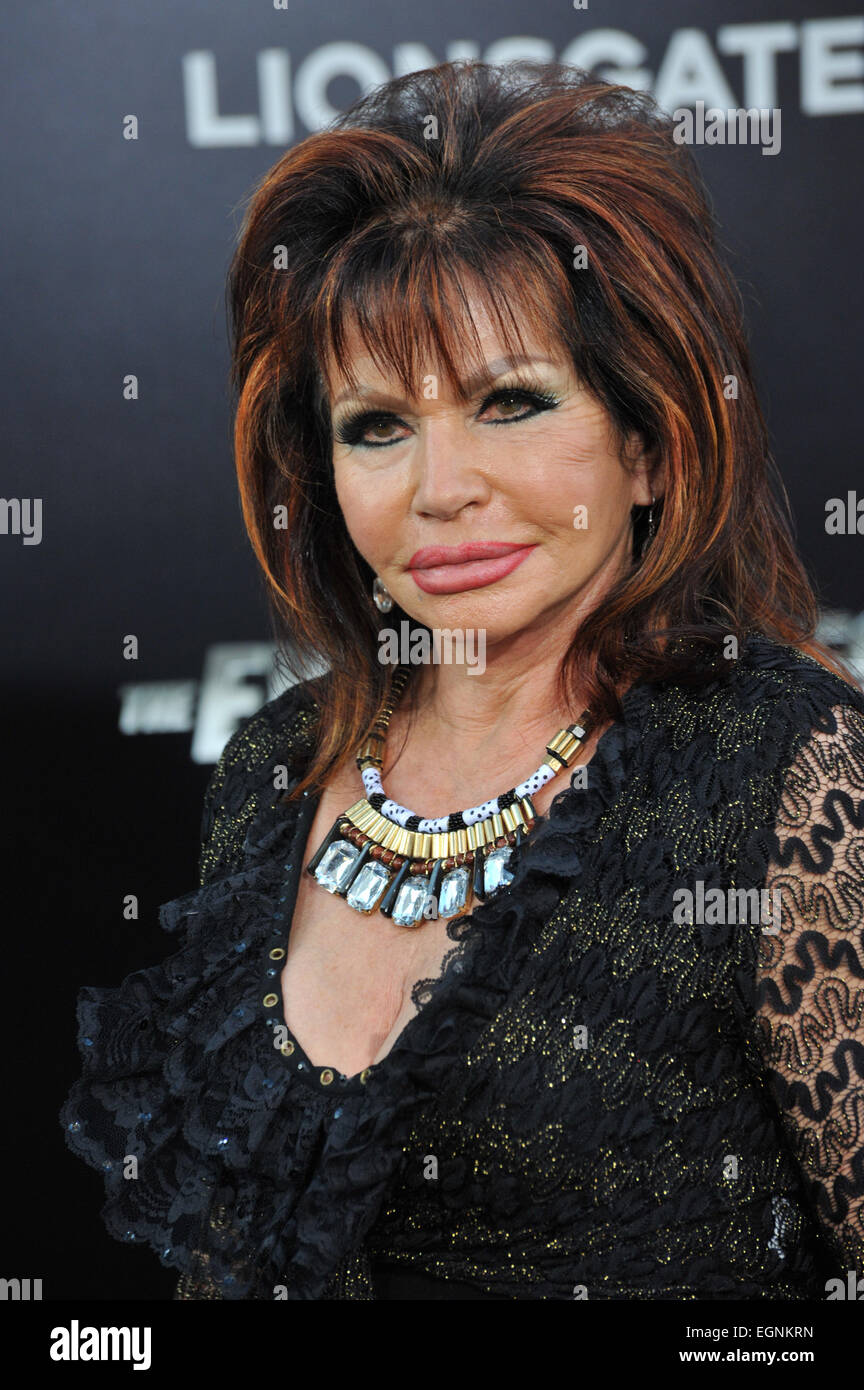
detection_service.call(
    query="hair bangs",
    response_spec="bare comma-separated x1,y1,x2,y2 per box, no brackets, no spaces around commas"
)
311,230,572,413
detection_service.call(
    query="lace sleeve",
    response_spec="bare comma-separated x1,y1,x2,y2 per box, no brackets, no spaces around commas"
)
756,700,864,1277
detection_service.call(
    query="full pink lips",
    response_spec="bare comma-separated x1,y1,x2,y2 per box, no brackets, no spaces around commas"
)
407,542,538,595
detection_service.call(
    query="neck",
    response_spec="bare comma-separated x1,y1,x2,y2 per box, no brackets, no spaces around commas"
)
387,617,592,786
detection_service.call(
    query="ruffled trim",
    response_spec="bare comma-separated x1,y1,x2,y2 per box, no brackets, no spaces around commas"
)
60,790,310,1293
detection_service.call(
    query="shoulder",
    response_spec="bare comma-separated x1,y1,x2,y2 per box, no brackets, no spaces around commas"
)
620,633,864,848
730,633,864,777
197,669,326,885
211,670,325,787
644,631,864,767
734,631,864,711
727,637,864,859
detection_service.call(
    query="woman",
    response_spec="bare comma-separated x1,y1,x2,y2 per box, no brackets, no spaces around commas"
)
62,60,864,1300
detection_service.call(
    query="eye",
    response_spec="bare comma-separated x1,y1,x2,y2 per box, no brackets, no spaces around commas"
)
333,412,409,449
478,386,561,424
333,382,561,449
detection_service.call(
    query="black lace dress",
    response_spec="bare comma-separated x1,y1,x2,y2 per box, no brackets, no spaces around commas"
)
60,633,864,1299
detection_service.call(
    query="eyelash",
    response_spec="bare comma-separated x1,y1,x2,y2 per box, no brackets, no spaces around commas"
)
333,381,562,449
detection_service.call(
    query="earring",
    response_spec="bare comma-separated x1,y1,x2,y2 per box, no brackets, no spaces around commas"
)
640,491,656,559
372,577,393,613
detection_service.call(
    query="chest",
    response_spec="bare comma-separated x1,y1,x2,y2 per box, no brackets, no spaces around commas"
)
277,722,610,1079
279,800,461,1078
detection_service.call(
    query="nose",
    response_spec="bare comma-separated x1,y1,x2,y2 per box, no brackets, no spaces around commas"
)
409,412,492,520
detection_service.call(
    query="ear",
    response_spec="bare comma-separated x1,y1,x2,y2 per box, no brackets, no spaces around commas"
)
624,433,663,507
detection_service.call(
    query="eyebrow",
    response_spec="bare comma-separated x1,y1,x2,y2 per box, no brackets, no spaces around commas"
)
329,355,558,409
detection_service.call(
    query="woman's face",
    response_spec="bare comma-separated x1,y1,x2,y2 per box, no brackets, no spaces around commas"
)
326,291,658,652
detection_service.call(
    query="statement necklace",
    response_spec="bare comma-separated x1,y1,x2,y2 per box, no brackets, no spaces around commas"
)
305,665,593,928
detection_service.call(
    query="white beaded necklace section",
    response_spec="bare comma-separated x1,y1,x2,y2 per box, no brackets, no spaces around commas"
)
359,752,583,833
304,665,593,928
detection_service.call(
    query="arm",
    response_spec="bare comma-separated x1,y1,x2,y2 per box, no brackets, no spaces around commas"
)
756,700,864,1276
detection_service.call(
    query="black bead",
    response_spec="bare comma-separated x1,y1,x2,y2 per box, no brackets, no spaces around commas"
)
425,860,444,914
472,847,486,900
378,858,411,917
305,816,347,875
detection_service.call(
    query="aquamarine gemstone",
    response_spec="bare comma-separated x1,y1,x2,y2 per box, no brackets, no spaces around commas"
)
392,876,430,927
439,866,469,917
314,839,361,893
483,847,514,896
346,861,391,912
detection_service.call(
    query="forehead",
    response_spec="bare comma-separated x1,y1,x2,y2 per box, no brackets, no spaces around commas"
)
320,287,564,404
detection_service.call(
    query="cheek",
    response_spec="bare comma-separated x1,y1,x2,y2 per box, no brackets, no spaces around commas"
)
333,461,400,555
497,409,616,487
501,450,629,538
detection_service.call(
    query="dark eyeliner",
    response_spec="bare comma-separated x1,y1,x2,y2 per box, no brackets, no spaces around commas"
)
333,380,561,449
481,381,562,425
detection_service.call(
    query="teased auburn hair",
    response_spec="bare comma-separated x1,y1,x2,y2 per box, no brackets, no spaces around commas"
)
227,59,857,799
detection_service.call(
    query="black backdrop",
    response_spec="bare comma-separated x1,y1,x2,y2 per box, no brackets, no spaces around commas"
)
3,0,863,1300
